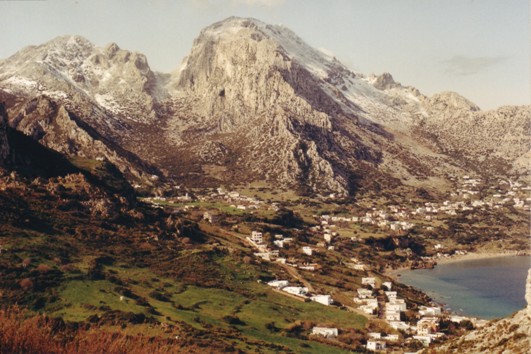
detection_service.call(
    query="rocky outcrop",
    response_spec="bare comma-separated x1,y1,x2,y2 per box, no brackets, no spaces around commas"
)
0,102,77,177
7,95,161,183
372,72,400,91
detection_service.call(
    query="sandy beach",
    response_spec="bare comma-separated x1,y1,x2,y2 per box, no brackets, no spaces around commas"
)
384,251,526,279
434,251,522,265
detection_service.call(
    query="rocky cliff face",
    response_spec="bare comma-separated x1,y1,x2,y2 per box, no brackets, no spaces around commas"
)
6,95,161,182
0,102,78,177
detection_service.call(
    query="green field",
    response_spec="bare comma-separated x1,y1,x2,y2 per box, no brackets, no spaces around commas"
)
49,263,366,353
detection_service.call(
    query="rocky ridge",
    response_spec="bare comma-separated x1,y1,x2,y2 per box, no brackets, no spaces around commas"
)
5,95,161,182
0,35,161,124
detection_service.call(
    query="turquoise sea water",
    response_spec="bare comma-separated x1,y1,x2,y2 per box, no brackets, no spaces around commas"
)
398,256,531,319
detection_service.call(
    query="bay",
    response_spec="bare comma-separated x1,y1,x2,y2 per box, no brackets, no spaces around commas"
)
398,255,531,319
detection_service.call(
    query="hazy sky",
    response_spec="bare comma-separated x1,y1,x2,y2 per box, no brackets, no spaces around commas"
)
1,0,528,110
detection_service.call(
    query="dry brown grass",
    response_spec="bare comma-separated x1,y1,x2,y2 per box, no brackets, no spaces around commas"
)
0,306,221,354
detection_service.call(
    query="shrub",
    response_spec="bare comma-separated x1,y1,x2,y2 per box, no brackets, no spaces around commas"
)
0,306,194,353
149,290,170,302
222,315,246,326
19,278,34,291
22,258,32,268
36,264,52,273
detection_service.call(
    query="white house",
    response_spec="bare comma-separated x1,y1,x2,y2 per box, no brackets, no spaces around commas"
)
311,294,333,306
282,286,308,297
368,332,381,339
250,231,263,244
203,211,213,223
299,265,316,271
357,288,373,299
450,315,468,323
389,321,410,331
312,327,338,338
267,280,288,289
384,291,397,300
365,298,378,308
419,306,442,317
362,277,376,287
386,302,405,313
382,281,392,290
385,310,401,321
324,233,332,243
384,334,399,341
366,340,386,351
273,240,284,248
353,264,366,271
388,299,407,311
302,246,313,256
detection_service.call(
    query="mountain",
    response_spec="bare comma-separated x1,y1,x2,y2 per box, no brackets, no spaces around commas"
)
416,93,530,175
0,102,77,177
4,94,162,182
0,35,160,124
0,17,528,195
154,17,462,194
0,35,164,183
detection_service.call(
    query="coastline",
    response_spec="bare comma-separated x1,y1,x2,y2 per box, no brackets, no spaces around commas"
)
390,252,530,320
384,251,525,280
434,251,521,265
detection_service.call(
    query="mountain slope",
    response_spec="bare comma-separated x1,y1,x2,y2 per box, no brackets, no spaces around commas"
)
4,94,161,182
0,35,168,183
0,102,77,177
417,93,530,175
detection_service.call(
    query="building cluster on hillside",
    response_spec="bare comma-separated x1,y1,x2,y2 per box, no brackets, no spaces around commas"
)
206,188,266,210
351,276,452,349
246,230,324,272
312,176,530,244
140,175,528,351
266,279,333,306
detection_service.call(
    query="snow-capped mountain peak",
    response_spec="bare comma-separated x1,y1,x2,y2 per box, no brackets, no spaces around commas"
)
184,17,426,129
0,35,161,123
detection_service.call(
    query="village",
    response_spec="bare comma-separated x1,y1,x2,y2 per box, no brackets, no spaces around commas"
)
140,175,530,352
